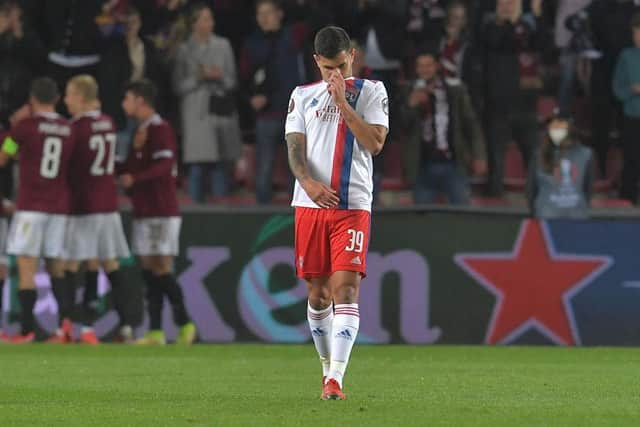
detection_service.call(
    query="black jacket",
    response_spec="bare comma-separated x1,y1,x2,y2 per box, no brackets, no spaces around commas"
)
28,0,105,56
353,0,408,61
98,36,168,128
482,13,547,114
0,28,46,126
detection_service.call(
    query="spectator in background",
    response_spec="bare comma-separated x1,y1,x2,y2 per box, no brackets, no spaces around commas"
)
351,40,372,79
99,7,167,158
526,112,593,219
397,50,487,205
406,0,447,62
240,0,305,204
354,0,407,204
174,3,241,202
439,1,483,112
0,0,44,126
482,0,546,197
132,0,193,62
555,0,593,117
613,13,640,205
28,0,105,90
0,0,44,202
357,0,407,99
579,0,640,175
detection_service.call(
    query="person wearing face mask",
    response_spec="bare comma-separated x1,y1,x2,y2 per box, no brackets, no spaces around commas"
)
397,49,487,205
526,111,594,219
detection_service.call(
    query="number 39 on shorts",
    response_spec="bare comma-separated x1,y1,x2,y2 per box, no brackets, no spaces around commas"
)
345,229,364,253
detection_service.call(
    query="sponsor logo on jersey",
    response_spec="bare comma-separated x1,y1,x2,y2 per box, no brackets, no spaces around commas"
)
315,105,341,123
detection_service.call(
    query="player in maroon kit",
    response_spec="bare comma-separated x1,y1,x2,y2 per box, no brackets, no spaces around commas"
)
0,78,76,343
63,75,133,344
119,79,196,345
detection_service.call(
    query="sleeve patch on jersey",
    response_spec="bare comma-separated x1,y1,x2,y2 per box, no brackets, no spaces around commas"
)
2,136,18,156
381,98,389,115
288,98,295,114
152,149,173,160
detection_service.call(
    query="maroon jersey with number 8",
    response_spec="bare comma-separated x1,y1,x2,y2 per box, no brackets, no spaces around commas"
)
10,112,75,214
123,114,179,218
69,111,119,214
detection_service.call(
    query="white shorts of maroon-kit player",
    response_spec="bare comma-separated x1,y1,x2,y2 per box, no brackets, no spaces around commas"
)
66,213,131,261
7,211,67,258
131,217,181,256
0,217,8,265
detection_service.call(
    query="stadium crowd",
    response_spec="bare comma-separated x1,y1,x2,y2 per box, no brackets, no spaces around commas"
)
0,0,639,210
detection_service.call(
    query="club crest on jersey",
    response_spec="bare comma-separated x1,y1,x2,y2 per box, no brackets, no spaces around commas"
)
345,86,358,103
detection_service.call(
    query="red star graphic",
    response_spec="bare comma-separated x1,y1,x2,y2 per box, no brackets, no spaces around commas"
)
455,220,610,345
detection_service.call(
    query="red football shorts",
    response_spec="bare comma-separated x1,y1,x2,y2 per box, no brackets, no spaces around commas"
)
294,207,371,279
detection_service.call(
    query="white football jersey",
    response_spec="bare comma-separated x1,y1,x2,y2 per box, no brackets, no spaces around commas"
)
285,77,389,212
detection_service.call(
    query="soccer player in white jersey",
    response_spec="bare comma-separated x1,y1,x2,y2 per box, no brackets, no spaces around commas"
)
285,26,389,400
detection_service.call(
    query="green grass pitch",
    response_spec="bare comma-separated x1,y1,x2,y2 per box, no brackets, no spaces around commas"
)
1,344,640,426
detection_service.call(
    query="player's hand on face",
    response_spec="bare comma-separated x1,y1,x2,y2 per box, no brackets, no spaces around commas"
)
327,70,346,105
302,179,340,209
119,174,135,189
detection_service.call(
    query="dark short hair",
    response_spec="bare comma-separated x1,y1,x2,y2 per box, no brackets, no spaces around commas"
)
314,26,351,59
189,2,212,27
256,0,281,11
124,79,157,108
632,13,640,29
30,77,60,105
415,47,440,62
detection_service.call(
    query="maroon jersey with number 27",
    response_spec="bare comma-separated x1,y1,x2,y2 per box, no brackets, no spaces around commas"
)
69,111,119,214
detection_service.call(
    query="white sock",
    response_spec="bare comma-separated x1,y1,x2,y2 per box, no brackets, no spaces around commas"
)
329,304,359,388
307,302,333,378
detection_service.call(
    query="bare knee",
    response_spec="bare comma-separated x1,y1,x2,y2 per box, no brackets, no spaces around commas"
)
46,259,66,279
101,259,119,274
332,283,358,304
306,279,332,310
330,272,361,304
17,256,38,290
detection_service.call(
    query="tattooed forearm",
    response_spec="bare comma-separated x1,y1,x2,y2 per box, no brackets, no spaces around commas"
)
286,132,310,183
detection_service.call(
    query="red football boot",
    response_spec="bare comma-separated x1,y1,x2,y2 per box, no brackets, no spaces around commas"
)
46,330,69,343
80,329,99,345
61,318,74,342
321,379,347,400
11,332,36,343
